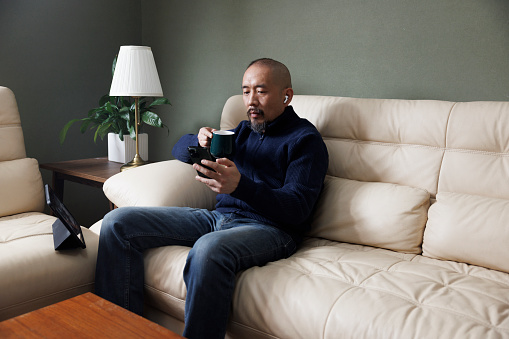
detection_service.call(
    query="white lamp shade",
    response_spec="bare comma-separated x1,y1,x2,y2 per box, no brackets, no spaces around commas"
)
109,46,163,97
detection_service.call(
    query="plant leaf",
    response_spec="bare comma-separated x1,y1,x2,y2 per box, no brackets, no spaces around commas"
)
149,97,171,107
87,107,99,117
59,119,81,144
139,98,148,107
141,111,162,127
99,94,110,106
94,122,112,142
105,101,115,113
121,98,131,107
79,119,93,134
120,111,130,121
129,125,136,140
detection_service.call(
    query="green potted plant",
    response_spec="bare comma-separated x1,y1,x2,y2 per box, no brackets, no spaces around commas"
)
59,58,171,162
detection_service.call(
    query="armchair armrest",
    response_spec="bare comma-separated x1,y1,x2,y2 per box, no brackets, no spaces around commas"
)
103,160,217,210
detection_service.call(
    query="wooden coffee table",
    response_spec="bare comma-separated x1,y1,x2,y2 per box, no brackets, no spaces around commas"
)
0,293,184,338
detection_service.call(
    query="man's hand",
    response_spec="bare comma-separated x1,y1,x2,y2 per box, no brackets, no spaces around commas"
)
197,127,217,147
193,158,241,194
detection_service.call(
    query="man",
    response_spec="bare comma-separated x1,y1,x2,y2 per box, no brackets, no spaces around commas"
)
95,58,329,339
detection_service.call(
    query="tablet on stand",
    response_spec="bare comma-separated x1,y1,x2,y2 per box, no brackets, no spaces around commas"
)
45,184,86,250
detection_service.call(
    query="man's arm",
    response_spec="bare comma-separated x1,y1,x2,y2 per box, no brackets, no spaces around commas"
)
171,127,217,162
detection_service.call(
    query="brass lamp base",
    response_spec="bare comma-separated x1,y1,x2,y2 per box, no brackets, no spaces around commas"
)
120,154,147,172
120,97,147,172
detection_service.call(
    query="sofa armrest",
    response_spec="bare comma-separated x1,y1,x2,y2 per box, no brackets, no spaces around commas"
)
103,160,217,210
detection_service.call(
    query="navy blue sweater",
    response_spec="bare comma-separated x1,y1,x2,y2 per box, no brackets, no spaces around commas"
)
172,106,329,241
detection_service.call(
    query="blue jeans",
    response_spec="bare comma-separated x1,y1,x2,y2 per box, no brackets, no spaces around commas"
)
95,206,296,339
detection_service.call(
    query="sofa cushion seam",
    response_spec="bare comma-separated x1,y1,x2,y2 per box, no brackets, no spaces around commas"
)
324,137,444,152
229,320,280,339
325,137,509,157
144,284,185,305
0,282,94,312
0,124,21,129
0,233,53,243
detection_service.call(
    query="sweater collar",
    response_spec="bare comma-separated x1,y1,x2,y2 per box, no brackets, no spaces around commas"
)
262,106,299,135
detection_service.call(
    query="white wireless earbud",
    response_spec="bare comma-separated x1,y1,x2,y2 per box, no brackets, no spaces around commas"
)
284,95,289,103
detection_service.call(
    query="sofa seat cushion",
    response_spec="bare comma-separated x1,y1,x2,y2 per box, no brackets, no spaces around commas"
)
0,212,99,320
143,237,509,339
143,245,190,319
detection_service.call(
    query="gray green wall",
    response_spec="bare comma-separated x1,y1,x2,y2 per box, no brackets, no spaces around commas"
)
144,0,509,163
1,0,142,225
1,0,509,225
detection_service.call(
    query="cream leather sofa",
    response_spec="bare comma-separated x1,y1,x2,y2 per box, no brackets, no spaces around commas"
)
92,95,509,338
0,86,99,321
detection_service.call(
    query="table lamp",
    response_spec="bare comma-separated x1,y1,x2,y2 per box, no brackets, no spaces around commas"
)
109,45,163,171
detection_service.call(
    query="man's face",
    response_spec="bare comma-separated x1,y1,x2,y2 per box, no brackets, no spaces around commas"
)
242,64,287,132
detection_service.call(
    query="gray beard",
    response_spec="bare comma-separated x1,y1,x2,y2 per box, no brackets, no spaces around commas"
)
248,120,267,134
247,108,267,134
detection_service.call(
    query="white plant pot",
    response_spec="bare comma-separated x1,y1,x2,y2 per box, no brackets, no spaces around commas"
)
108,132,148,163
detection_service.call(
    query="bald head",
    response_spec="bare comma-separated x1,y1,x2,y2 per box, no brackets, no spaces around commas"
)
242,58,294,132
247,58,292,90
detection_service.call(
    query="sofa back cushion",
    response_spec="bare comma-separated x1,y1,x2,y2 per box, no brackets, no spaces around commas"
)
424,192,509,273
220,95,453,197
0,87,44,217
104,160,217,210
437,101,509,200
309,176,430,253
219,95,444,253
421,101,509,271
220,95,509,269
0,87,26,162
0,158,45,216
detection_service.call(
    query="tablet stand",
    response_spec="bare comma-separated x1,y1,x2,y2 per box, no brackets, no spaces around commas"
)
52,219,84,250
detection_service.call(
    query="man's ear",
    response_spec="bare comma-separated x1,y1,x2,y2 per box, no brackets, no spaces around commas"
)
283,88,294,106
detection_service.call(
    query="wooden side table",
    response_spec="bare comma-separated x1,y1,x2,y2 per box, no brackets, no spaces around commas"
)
0,292,184,338
40,157,122,210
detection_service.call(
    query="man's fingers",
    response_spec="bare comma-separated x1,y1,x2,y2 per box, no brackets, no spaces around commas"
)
193,162,218,179
215,158,234,167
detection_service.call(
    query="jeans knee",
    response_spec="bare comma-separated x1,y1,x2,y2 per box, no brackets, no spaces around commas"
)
186,234,235,272
194,234,226,257
101,207,137,240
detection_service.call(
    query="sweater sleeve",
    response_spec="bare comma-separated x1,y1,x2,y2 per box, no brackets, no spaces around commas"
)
171,133,199,163
230,132,329,227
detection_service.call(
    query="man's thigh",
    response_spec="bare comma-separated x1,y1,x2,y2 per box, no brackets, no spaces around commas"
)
193,219,297,271
102,206,221,250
